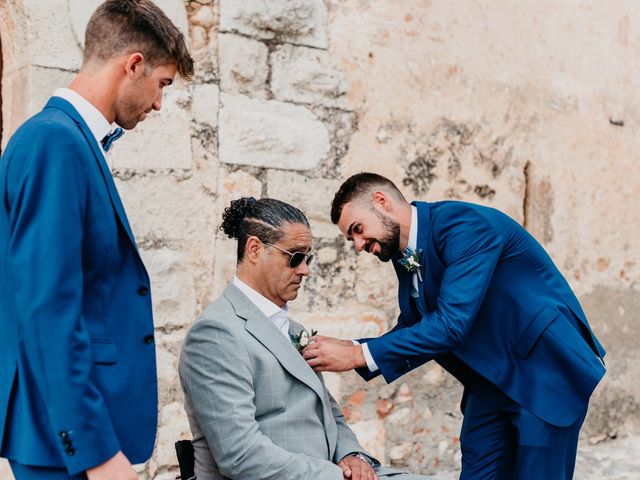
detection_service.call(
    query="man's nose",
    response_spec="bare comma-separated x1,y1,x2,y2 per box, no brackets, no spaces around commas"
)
153,92,162,111
353,237,366,252
296,260,310,276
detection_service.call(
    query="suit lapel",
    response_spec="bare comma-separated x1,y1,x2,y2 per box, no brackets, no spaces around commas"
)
288,321,338,458
413,201,432,310
224,285,326,402
44,97,139,252
392,254,412,321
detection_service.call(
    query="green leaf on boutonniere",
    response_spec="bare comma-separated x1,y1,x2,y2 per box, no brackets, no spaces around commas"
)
292,329,318,353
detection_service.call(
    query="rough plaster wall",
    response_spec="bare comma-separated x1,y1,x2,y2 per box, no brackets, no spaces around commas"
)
0,0,639,478
325,0,640,474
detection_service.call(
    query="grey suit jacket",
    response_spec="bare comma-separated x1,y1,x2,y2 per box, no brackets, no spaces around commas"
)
179,283,372,480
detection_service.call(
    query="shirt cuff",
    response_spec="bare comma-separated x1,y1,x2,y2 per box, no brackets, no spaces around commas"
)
351,340,379,373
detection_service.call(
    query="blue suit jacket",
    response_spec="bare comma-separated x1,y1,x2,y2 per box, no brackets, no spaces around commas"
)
360,201,605,428
0,98,157,474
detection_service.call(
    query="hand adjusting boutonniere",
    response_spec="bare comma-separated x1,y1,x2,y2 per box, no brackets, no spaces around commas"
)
292,329,318,354
398,246,423,282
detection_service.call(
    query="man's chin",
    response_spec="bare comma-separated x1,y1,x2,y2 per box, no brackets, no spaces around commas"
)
287,287,301,300
115,119,139,130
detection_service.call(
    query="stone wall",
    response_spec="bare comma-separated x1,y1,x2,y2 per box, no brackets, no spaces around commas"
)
1,0,639,478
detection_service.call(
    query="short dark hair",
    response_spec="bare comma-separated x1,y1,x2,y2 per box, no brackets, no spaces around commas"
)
330,172,406,224
84,0,194,79
220,197,310,262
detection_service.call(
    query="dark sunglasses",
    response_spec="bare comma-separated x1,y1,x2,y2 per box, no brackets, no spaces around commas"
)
264,243,313,268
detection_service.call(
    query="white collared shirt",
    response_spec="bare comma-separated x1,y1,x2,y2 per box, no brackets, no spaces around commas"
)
408,205,420,298
232,276,290,338
360,205,420,373
53,88,115,163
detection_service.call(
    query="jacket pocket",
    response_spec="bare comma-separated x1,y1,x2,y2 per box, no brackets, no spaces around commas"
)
514,308,557,359
91,339,118,365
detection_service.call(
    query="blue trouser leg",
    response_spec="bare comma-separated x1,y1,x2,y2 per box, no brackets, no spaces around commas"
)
9,460,87,480
459,378,587,480
459,380,515,479
505,403,587,480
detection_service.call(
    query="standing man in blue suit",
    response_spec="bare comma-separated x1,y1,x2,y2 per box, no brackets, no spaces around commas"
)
304,172,606,479
0,1,193,479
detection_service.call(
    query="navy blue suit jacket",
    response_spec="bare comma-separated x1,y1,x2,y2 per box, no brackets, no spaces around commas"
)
359,201,605,427
0,98,157,474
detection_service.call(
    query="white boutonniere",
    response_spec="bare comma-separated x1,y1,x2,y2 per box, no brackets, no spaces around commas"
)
398,246,423,282
292,328,318,353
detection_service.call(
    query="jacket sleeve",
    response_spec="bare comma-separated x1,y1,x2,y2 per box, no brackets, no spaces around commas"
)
5,122,120,473
179,319,343,480
366,205,503,383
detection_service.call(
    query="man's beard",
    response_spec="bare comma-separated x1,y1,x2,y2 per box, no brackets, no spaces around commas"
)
372,209,400,262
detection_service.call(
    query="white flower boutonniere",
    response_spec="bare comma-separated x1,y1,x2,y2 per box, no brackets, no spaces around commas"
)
292,328,318,353
398,246,423,282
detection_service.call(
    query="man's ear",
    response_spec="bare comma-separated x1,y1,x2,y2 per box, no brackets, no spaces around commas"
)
244,236,263,264
372,191,392,212
124,52,146,79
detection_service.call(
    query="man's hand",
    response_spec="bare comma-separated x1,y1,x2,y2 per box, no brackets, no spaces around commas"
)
86,451,138,480
338,454,378,480
303,335,366,372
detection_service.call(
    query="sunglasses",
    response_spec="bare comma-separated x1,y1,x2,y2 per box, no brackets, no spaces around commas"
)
264,243,314,268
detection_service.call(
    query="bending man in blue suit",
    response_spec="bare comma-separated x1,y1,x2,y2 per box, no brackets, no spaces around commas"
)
0,1,193,479
304,172,606,479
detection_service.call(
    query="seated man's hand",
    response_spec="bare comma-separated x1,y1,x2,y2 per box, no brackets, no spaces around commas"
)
303,335,366,372
339,454,378,480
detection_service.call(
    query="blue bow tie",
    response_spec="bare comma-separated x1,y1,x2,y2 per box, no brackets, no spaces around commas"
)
101,127,124,152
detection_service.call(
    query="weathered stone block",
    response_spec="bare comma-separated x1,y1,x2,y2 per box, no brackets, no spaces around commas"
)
191,82,220,128
111,89,192,172
116,176,196,246
349,420,385,461
291,311,386,340
308,219,342,239
217,168,263,217
271,44,351,109
153,402,192,468
219,93,329,170
69,0,190,50
219,0,328,49
266,170,339,221
218,34,269,98
25,0,81,71
8,66,74,128
191,4,215,28
155,347,180,406
139,248,197,329
389,442,413,465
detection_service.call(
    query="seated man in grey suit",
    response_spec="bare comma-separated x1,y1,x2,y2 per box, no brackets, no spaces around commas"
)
179,197,433,480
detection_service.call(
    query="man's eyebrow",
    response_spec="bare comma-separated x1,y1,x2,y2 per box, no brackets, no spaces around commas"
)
346,222,356,240
286,243,311,252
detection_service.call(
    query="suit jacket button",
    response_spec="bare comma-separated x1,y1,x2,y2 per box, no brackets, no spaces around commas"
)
66,448,75,456
59,431,68,439
144,334,154,345
138,286,149,296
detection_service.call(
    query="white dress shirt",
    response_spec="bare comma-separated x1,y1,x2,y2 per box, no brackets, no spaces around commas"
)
360,205,419,373
53,88,115,165
232,277,290,338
